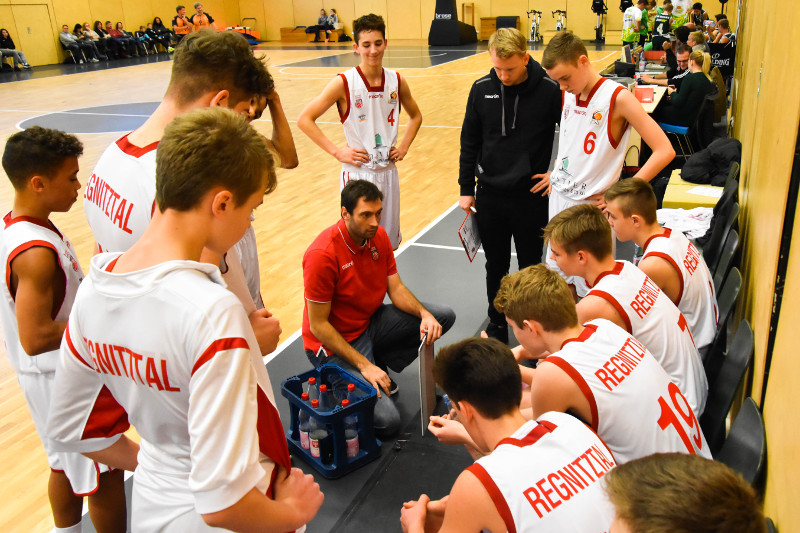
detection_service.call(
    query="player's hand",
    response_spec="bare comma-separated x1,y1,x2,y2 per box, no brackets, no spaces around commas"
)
641,74,653,84
335,145,369,166
361,363,391,398
273,467,324,526
420,312,442,344
662,41,672,51
459,195,475,213
389,145,408,162
248,308,282,355
587,192,607,212
401,495,447,533
400,494,430,533
428,415,471,446
530,171,551,195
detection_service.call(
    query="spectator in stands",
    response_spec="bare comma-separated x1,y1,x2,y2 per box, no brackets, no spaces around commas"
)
93,20,121,58
145,23,171,52
641,43,691,89
191,3,216,32
687,1,709,29
135,26,156,54
656,0,671,15
151,17,174,48
688,30,709,52
172,5,192,43
663,24,691,69
82,22,111,59
714,18,735,44
115,22,146,56
652,50,715,126
652,2,673,37
0,28,31,70
73,23,107,60
605,453,765,533
106,21,138,56
305,9,331,42
59,24,100,63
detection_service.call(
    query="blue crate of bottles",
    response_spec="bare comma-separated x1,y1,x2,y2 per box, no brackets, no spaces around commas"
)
281,364,381,479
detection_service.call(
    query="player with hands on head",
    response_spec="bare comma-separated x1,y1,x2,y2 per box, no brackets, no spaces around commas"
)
298,13,422,249
47,108,323,532
302,179,455,436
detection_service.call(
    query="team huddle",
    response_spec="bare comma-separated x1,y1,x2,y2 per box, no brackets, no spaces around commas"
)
1,14,763,533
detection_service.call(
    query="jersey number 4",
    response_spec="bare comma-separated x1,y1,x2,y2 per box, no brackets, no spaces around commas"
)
584,132,596,154
387,109,395,126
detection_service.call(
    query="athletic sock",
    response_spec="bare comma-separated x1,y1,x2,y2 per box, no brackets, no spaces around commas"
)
55,523,82,533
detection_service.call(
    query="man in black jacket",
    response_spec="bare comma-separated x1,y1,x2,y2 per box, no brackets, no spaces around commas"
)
458,28,561,343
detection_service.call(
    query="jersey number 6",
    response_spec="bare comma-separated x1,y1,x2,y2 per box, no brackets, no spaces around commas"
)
584,132,596,154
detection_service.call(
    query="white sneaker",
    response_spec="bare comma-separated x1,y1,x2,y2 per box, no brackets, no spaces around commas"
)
91,58,99,63
78,59,84,64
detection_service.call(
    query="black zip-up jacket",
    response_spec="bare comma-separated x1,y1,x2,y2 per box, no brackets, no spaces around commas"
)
459,56,561,196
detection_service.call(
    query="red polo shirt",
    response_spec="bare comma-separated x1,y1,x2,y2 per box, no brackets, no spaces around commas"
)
302,218,397,355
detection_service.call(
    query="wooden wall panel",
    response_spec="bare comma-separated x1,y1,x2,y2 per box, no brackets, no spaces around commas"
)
387,0,421,39
252,0,284,41
51,0,91,30
353,0,387,35
11,4,59,66
292,0,322,30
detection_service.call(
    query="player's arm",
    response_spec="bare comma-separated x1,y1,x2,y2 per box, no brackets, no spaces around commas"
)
390,77,422,162
638,255,682,305
641,72,669,84
576,295,628,330
297,76,369,165
530,360,592,423
401,470,505,533
306,299,392,397
386,274,443,343
265,91,298,169
12,247,68,355
613,88,675,182
83,435,140,471
458,84,483,212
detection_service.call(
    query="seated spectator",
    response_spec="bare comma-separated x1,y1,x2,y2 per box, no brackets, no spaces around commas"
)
191,2,216,32
641,44,691,89
714,18,735,44
73,23,107,60
147,20,172,51
688,30,709,52
58,24,100,63
93,20,121,58
400,337,616,533
0,28,31,70
172,5,192,43
604,178,717,353
663,25,691,69
305,9,331,42
135,26,157,54
544,204,708,415
604,453,765,533
302,179,455,436
687,1,708,29
82,22,111,58
106,21,138,57
652,50,715,126
115,22,145,56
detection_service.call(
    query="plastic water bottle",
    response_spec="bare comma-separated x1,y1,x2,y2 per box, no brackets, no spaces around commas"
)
298,408,311,449
318,384,332,411
308,399,330,462
341,399,359,458
639,52,646,72
346,383,358,403
307,377,319,403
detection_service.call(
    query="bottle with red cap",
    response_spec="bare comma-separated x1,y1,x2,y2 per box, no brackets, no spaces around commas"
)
318,383,332,411
298,392,311,449
341,399,360,458
308,399,331,463
307,376,319,403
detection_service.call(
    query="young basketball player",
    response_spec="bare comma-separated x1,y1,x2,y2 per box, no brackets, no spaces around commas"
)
47,108,323,532
493,264,710,462
535,32,674,294
297,13,423,250
401,338,616,533
543,204,707,415
604,178,717,352
1,127,127,533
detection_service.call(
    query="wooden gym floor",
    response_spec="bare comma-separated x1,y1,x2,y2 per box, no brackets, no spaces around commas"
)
0,40,620,532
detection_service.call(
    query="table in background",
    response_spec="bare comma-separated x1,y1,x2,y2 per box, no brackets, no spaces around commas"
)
662,169,723,209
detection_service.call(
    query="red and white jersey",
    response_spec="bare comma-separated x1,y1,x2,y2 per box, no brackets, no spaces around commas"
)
338,66,400,173
543,319,710,463
47,255,292,527
642,227,717,351
468,411,615,533
0,213,83,374
83,134,158,253
550,78,631,200
587,260,707,415
234,223,264,310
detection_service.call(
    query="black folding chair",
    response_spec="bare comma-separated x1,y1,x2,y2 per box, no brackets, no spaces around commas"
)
716,396,766,486
700,267,741,367
713,229,739,293
700,319,753,455
702,202,739,274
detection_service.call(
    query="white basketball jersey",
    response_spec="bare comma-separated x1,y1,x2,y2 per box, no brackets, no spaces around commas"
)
551,78,632,201
339,66,400,173
48,255,292,527
544,319,710,463
0,213,83,374
468,411,615,533
642,227,718,351
84,134,158,253
234,223,264,310
588,260,707,415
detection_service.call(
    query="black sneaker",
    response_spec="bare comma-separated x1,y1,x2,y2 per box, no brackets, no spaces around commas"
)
484,322,509,344
388,378,399,396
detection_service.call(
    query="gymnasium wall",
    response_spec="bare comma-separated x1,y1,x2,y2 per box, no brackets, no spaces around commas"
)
730,0,800,530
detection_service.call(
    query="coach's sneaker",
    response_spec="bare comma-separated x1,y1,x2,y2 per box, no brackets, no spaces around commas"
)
484,322,509,344
388,378,399,396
